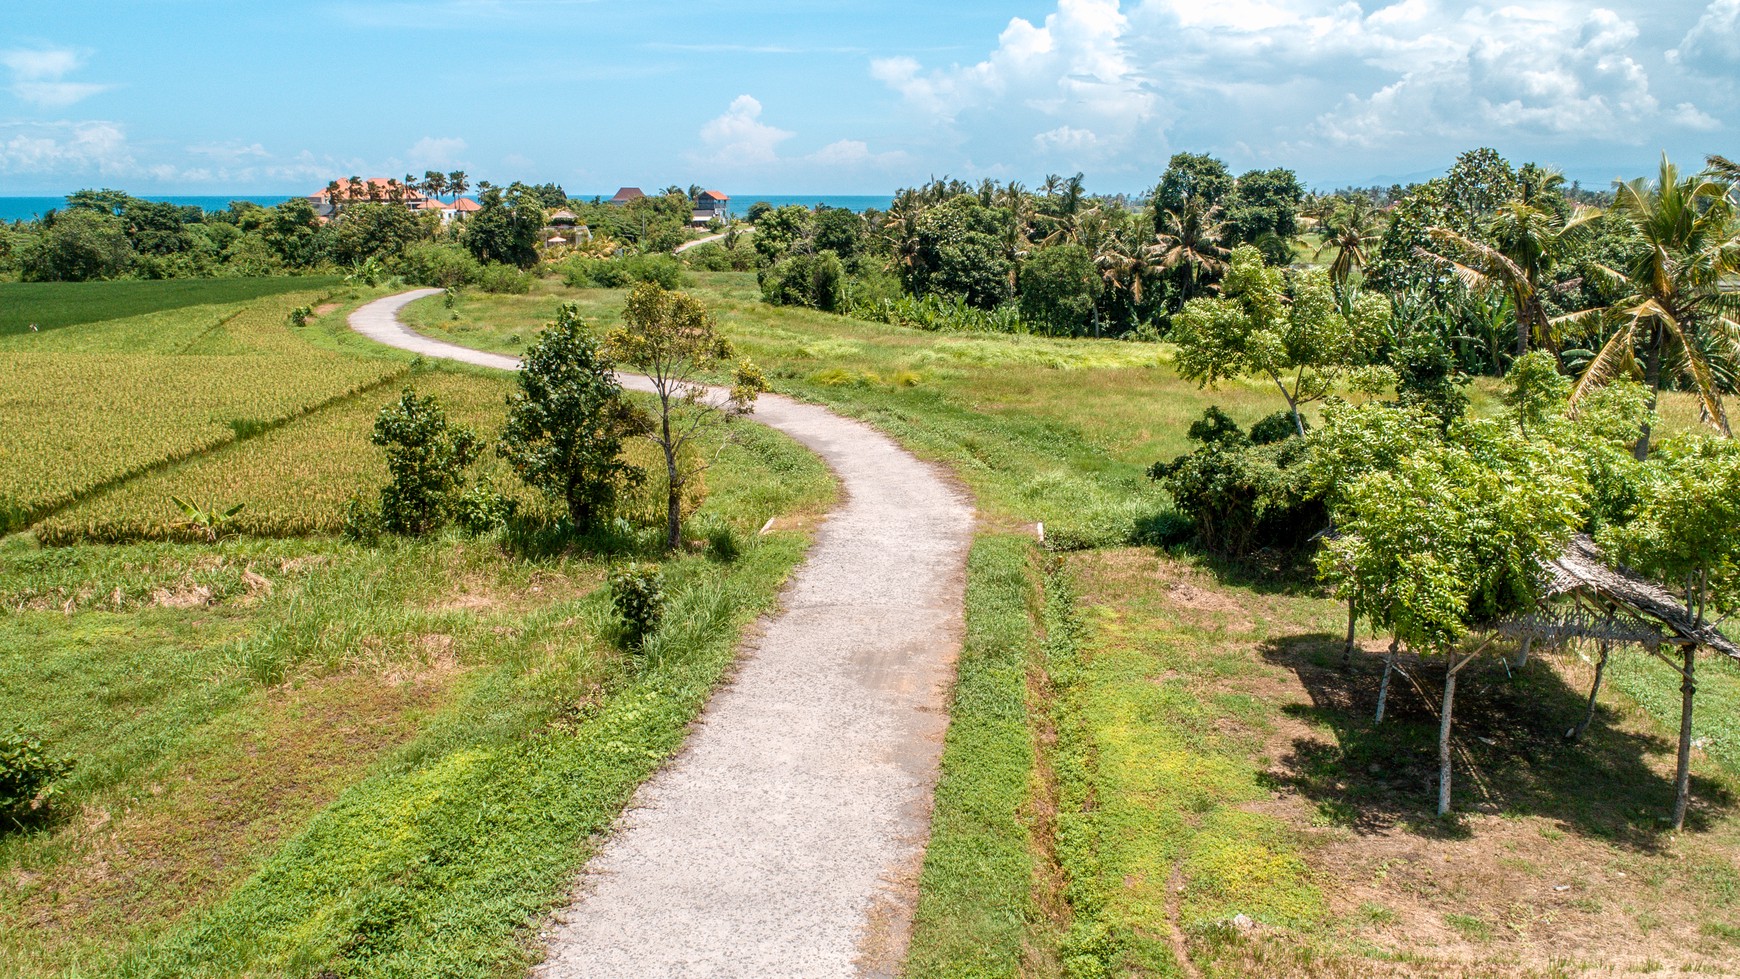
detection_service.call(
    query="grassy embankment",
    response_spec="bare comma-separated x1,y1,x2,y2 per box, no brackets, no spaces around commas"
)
420,272,1740,977
0,279,835,977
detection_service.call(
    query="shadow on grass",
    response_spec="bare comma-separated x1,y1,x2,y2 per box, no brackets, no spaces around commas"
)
1257,631,1732,849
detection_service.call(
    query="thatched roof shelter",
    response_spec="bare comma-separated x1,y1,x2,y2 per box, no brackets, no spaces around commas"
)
1500,534,1739,659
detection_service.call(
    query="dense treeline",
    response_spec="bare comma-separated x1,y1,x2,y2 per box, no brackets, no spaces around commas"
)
0,180,709,287
741,147,1738,390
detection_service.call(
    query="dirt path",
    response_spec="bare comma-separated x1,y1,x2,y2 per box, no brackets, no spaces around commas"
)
350,291,973,977
673,230,729,253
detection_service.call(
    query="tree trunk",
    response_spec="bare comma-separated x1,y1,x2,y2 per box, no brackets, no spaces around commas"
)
1674,645,1697,831
1516,295,1531,358
1569,641,1609,742
1635,322,1664,462
662,413,681,552
1439,662,1458,818
1341,600,1357,670
1515,635,1533,669
1375,638,1399,724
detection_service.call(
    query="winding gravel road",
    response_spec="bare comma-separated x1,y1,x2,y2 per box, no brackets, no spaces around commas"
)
350,291,973,977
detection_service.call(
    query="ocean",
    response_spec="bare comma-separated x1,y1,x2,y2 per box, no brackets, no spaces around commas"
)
0,193,896,224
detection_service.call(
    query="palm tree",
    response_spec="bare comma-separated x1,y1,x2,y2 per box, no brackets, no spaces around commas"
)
447,170,469,204
1567,155,1740,457
1313,196,1386,288
1153,196,1229,302
1425,201,1601,356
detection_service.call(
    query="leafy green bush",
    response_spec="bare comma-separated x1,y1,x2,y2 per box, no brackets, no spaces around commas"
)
561,254,683,290
851,292,1030,334
369,389,481,535
402,242,481,289
475,262,532,294
1,728,72,824
1150,407,1326,557
609,562,665,650
760,250,845,312
680,242,755,272
453,479,519,534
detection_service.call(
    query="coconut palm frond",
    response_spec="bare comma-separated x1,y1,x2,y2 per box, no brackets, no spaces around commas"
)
1569,318,1642,409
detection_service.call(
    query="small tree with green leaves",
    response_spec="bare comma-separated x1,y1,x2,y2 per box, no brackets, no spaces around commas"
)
1171,245,1392,436
499,304,648,534
1599,436,1740,829
1318,361,1590,817
607,283,767,551
370,389,480,535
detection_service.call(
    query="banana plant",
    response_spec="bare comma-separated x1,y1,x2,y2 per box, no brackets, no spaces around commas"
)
170,496,246,542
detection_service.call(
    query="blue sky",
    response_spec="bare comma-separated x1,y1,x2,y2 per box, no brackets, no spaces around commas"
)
1,0,1735,195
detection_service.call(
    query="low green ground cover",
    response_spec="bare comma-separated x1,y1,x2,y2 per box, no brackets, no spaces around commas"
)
0,277,339,337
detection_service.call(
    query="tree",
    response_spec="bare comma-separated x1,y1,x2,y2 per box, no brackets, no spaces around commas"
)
370,389,480,535
904,195,1015,309
761,250,845,312
1149,152,1234,231
751,204,813,265
1224,167,1305,261
1319,390,1586,816
329,202,425,268
1019,243,1102,336
422,170,448,202
1313,196,1386,288
1599,437,1740,829
20,209,133,281
462,183,543,267
1566,154,1740,458
1425,201,1601,357
499,304,648,532
1171,245,1392,435
606,284,766,551
447,170,469,204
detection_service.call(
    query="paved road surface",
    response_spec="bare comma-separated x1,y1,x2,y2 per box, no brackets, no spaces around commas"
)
349,290,973,978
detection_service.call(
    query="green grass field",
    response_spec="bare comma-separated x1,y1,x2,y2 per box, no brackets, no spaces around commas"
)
0,279,836,977
8,272,1740,978
417,272,1740,977
0,276,340,337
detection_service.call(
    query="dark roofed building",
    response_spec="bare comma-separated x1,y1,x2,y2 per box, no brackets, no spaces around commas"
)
610,187,645,205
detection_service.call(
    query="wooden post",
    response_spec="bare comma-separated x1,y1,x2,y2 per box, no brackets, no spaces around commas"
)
1673,644,1697,831
1568,640,1609,742
1438,660,1458,818
1375,637,1399,724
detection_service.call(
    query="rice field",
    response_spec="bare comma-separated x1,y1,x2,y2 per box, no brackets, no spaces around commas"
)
0,289,405,532
34,369,704,545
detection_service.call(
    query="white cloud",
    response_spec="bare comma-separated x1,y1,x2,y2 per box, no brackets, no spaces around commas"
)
872,0,1154,160
1669,102,1722,131
695,95,794,166
1034,126,1101,151
1670,0,1740,73
0,120,132,175
408,135,468,168
188,141,270,163
1,46,112,109
873,0,1728,179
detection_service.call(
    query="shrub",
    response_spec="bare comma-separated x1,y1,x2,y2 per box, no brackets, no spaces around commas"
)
760,250,845,311
1150,407,1326,557
287,304,314,327
475,262,532,294
609,562,665,650
402,241,481,289
0,728,72,824
453,479,519,534
370,389,481,535
681,242,755,272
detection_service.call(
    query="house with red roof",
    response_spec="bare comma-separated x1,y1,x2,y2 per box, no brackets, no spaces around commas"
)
307,177,441,219
691,189,729,227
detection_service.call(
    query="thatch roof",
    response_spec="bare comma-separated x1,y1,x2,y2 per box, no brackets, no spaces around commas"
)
1540,534,1740,660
